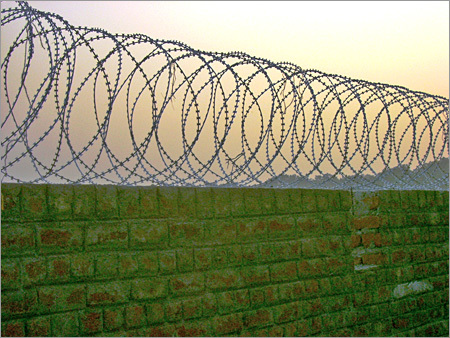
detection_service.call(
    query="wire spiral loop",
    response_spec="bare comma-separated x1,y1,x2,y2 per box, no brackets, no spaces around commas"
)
1,2,448,190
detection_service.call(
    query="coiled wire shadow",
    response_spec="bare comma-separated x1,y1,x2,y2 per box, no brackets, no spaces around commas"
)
1,1,449,190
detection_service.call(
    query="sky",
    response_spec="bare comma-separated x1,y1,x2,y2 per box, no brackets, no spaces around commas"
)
2,0,449,97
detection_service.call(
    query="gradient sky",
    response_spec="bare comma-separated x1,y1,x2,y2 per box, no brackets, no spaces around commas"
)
2,0,449,98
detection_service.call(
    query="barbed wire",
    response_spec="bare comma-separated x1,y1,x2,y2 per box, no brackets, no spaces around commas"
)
1,1,449,190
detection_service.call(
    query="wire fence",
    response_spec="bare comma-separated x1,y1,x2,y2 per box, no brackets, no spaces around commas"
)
1,1,449,190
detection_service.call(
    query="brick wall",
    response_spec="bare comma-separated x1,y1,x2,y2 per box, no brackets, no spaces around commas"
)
1,183,448,337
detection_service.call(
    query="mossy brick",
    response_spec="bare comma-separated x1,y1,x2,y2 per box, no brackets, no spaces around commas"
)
400,190,419,211
125,304,146,329
302,189,318,213
178,187,197,218
87,281,130,305
95,253,119,277
182,297,202,319
73,184,96,220
138,186,158,218
267,216,296,239
104,307,125,331
21,184,48,220
1,259,21,290
118,252,139,276
176,248,194,272
22,257,47,286
260,188,276,214
86,222,128,249
195,187,214,218
212,188,232,217
175,319,211,337
249,288,265,308
297,258,324,278
274,188,291,213
229,188,246,217
1,184,22,221
117,186,139,219
272,302,299,324
1,224,35,255
352,215,381,230
212,246,229,268
47,255,71,282
37,223,83,253
242,308,273,329
227,245,243,266
217,289,250,314
26,316,51,337
80,308,103,334
213,313,243,335
316,189,341,212
157,186,178,218
204,219,237,245
169,221,204,247
206,268,244,290
170,272,205,296
38,284,85,313
129,219,168,248
146,303,164,324
143,323,176,337
270,261,298,282
47,184,73,220
71,254,94,279
296,215,321,236
51,311,79,337
194,247,214,270
321,212,350,234
2,320,25,337
131,278,168,300
238,219,267,243
201,292,218,316
243,188,262,215
158,250,176,274
95,185,119,219
165,299,183,322
289,188,303,213
241,265,270,286
241,243,260,265
1,289,38,318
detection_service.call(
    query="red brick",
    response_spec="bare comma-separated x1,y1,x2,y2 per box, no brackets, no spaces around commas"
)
391,249,410,264
170,272,204,296
2,290,38,317
27,316,51,337
131,278,167,300
206,268,243,290
1,225,35,254
176,320,210,336
37,225,82,251
169,221,204,246
213,313,243,335
125,305,146,328
145,323,176,337
39,284,85,313
80,309,103,334
272,302,299,323
130,220,168,248
270,261,297,282
48,256,71,281
297,259,322,278
217,290,250,314
241,265,270,286
86,223,128,248
352,215,381,230
182,298,202,319
165,300,183,322
204,220,237,244
239,219,267,242
104,307,125,331
361,232,381,248
88,281,129,305
2,321,25,337
243,308,273,329
146,303,164,324
268,217,296,239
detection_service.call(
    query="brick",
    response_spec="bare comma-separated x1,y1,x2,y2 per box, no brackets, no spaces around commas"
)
165,299,183,322
194,247,213,270
176,248,194,272
260,188,276,214
217,289,250,314
96,185,118,219
104,307,125,331
118,252,139,276
243,308,273,329
157,186,178,218
1,184,22,221
21,184,48,220
353,215,381,230
80,309,103,334
47,184,73,220
2,290,38,318
38,284,85,313
146,303,164,324
131,278,167,300
73,184,96,220
170,272,204,296
204,220,237,245
362,252,387,265
195,187,214,218
268,217,296,239
1,259,21,290
239,219,267,243
212,246,228,268
117,186,140,219
206,268,244,290
361,232,381,248
159,250,176,274
169,221,204,246
175,320,211,337
201,293,218,316
243,188,262,215
37,224,83,252
296,215,321,235
241,243,260,265
213,313,243,335
317,190,341,212
274,188,291,213
138,186,158,218
87,281,129,305
144,323,176,337
125,304,146,328
1,225,35,255
2,321,25,337
130,220,168,248
95,253,119,277
297,259,322,278
229,188,246,217
212,188,232,217
322,213,350,233
272,302,299,323
22,257,47,286
86,222,128,249
241,265,270,286
136,252,158,275
47,255,71,281
182,297,202,320
51,312,79,336
270,261,297,282
178,187,197,218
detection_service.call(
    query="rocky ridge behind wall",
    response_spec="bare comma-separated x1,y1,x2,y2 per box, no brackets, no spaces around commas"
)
1,184,449,336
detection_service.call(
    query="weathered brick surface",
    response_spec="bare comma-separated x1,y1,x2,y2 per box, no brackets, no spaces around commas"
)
1,183,448,337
